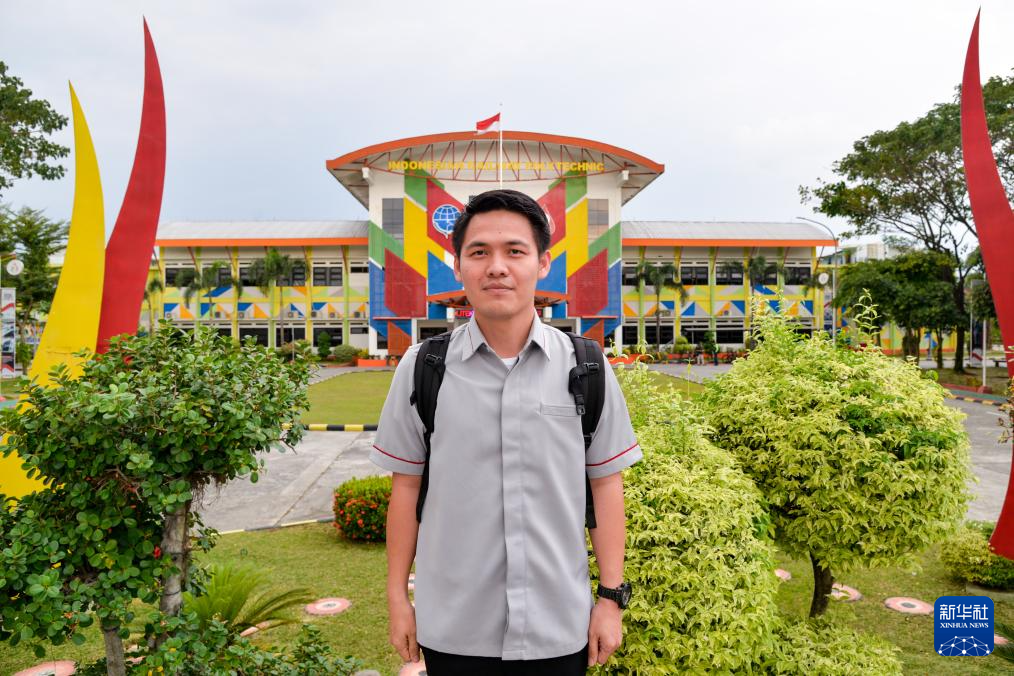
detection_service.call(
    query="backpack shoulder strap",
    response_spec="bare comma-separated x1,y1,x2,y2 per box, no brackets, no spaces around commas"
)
564,331,607,529
409,331,451,523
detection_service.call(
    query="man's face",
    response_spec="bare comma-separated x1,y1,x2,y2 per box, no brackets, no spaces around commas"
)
453,210,551,322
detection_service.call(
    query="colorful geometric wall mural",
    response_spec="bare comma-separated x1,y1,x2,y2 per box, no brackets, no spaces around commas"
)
367,171,624,353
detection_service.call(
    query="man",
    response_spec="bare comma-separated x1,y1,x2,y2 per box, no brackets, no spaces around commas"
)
370,189,641,675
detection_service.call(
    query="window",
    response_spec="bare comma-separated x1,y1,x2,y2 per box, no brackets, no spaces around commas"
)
587,198,609,240
621,265,639,287
784,267,812,285
313,266,343,287
350,326,368,334
763,265,778,286
383,198,404,242
622,325,639,346
350,264,369,274
376,331,388,350
680,265,709,286
216,266,232,287
288,262,306,286
716,329,745,344
715,262,743,285
165,267,195,288
239,266,255,286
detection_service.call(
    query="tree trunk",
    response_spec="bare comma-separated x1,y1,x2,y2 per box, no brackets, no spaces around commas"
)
155,500,192,648
655,299,662,353
935,329,945,370
954,322,967,374
102,625,126,676
809,553,834,618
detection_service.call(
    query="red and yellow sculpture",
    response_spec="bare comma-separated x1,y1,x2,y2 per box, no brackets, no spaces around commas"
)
961,11,1014,558
0,20,166,497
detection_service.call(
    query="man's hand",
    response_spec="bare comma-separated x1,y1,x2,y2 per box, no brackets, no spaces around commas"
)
587,598,623,666
389,596,420,663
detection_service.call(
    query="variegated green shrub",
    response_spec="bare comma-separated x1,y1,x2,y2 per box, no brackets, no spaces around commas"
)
598,365,780,673
701,306,972,616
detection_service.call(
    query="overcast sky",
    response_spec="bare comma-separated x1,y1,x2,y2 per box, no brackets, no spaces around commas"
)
4,0,1014,246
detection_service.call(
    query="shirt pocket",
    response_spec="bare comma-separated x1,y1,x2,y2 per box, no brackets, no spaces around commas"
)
540,402,579,417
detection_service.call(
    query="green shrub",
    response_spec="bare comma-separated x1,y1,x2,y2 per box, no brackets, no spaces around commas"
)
672,335,692,353
762,617,901,675
940,522,1014,590
332,344,360,364
601,364,781,673
700,298,971,615
333,475,391,542
316,332,333,361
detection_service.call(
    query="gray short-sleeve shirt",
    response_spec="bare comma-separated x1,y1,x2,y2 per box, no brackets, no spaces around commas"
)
371,312,641,660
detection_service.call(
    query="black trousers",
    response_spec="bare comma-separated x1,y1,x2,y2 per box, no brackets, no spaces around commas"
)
419,643,588,676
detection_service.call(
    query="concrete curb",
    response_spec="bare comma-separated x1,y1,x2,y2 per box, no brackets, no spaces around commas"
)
217,516,334,536
949,394,1005,408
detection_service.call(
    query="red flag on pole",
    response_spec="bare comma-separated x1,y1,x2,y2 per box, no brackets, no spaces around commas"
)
475,113,500,134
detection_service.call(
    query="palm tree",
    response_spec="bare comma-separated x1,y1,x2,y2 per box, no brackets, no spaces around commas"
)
249,248,293,349
635,260,687,353
800,268,831,339
181,261,228,332
141,276,164,333
742,255,786,344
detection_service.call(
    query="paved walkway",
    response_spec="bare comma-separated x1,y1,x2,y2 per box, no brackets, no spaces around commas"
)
198,360,1013,531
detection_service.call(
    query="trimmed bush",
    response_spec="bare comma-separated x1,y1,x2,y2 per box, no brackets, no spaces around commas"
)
332,344,360,364
333,475,391,542
601,364,781,673
940,522,1014,590
316,332,332,361
700,300,971,616
762,618,902,675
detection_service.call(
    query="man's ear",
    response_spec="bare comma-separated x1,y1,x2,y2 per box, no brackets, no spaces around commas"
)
537,249,552,280
453,255,461,282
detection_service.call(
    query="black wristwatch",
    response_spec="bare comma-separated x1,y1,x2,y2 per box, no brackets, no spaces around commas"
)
597,581,632,609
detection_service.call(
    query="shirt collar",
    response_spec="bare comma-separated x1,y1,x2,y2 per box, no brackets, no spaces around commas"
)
461,309,551,362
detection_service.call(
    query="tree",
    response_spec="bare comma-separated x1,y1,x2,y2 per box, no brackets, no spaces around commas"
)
701,299,971,617
799,75,1014,373
835,250,963,365
0,205,67,342
0,325,312,673
179,261,227,333
249,249,293,350
141,276,164,333
0,62,69,197
635,260,686,352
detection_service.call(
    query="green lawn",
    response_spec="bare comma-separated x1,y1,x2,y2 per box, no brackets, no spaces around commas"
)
302,368,701,424
6,525,1012,674
932,365,1011,395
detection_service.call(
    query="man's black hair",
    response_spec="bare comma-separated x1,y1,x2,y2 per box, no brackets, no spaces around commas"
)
451,189,551,257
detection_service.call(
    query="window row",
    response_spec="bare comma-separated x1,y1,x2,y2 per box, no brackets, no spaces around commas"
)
621,263,813,287
163,263,369,288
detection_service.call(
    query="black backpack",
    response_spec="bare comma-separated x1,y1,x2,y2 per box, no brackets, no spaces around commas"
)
407,330,606,529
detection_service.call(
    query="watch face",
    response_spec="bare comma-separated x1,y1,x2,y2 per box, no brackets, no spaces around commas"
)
620,583,632,606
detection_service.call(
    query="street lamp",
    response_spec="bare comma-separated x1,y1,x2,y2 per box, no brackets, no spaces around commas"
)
796,216,840,343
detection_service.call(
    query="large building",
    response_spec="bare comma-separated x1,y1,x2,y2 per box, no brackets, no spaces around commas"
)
153,131,838,355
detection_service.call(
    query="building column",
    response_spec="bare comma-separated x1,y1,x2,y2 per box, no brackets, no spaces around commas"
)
708,247,717,334
636,246,646,346
674,246,682,340
342,245,351,346
742,247,751,344
303,246,314,346
230,247,240,341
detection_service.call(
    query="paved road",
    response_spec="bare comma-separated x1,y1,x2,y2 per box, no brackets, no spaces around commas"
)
197,362,1013,531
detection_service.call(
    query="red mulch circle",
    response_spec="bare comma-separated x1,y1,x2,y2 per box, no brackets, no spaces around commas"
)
830,583,863,602
14,662,77,676
305,597,352,615
399,661,428,676
883,597,933,614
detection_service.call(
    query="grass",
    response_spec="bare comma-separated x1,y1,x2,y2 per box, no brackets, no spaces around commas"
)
302,368,701,424
931,366,1011,395
303,370,394,424
7,525,1013,674
773,546,1014,674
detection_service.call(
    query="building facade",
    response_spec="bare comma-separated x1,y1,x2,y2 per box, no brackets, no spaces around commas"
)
153,131,840,354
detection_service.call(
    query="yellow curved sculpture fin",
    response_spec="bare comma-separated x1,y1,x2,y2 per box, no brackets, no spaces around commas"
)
0,83,106,498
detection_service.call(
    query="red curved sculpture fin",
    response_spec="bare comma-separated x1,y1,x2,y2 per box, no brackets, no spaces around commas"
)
961,10,1014,558
96,18,166,351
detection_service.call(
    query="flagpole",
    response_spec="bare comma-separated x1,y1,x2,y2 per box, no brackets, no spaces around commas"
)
498,102,503,189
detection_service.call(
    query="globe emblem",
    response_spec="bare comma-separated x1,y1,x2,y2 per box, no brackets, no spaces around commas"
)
432,204,461,235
